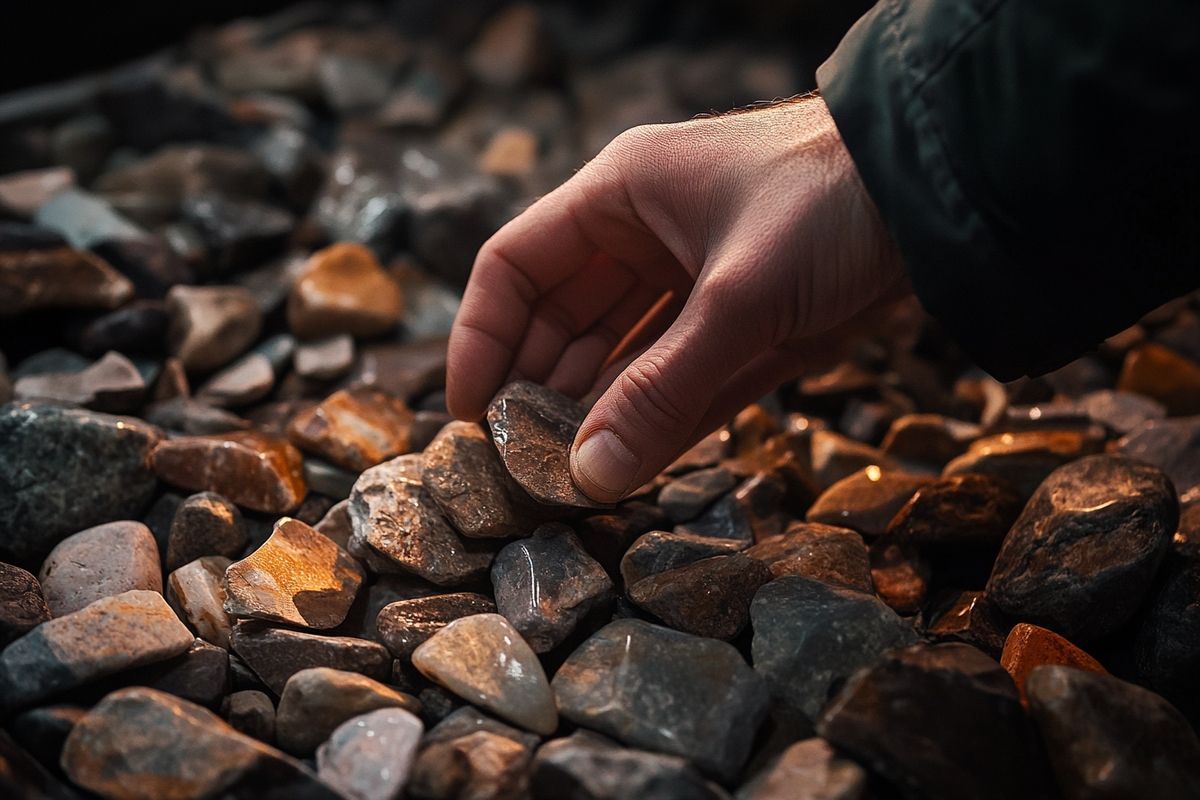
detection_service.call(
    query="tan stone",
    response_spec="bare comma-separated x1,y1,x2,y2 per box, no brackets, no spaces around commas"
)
287,242,403,339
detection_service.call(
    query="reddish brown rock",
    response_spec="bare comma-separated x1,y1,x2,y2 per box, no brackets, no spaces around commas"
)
167,285,263,372
886,473,1024,550
628,553,772,640
479,127,539,176
1117,342,1200,415
287,242,403,339
0,246,132,315
943,430,1104,500
152,430,307,514
619,531,746,587
806,467,929,538
287,387,414,472
869,543,929,615
926,591,1012,658
166,492,247,572
746,523,873,592
225,518,364,630
808,430,899,490
167,556,234,650
1001,623,1107,706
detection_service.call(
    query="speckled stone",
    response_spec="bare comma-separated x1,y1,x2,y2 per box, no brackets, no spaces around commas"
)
152,430,307,514
806,468,929,538
987,455,1178,641
412,613,557,734
275,667,420,755
61,687,339,800
0,590,193,711
628,553,771,640
553,619,770,781
166,492,247,572
0,562,51,646
745,523,872,592
0,402,162,565
167,556,234,649
376,592,496,660
167,284,263,372
317,708,424,800
39,520,162,616
287,387,414,472
491,524,614,651
230,622,392,695
487,381,606,509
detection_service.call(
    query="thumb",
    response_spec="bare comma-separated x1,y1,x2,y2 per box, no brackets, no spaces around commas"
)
569,294,760,502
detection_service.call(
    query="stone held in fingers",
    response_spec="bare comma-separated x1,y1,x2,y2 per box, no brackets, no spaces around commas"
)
986,454,1178,641
0,590,193,711
166,492,247,572
230,622,392,695
317,708,424,800
225,517,364,630
412,612,558,735
745,522,873,592
486,380,608,508
38,520,162,616
0,562,51,646
287,242,403,339
275,667,421,755
553,618,770,781
152,430,307,514
288,387,415,472
168,556,234,650
1000,623,1106,706
627,552,771,640
491,523,614,652
376,592,496,660
61,687,340,800
167,284,263,372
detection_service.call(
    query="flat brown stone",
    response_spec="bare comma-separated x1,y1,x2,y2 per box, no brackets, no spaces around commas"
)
808,430,899,490
869,543,929,615
486,380,606,509
152,430,307,514
38,520,162,616
881,413,981,466
287,242,403,339
167,285,263,372
275,667,420,755
287,387,414,472
166,492,248,572
230,622,392,695
806,467,929,538
627,552,772,640
293,334,354,381
943,430,1104,500
0,246,132,315
1001,623,1107,706
225,518,364,630
746,522,873,592
167,556,234,650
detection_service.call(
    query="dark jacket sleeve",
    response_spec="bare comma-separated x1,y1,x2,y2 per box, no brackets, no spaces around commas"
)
817,0,1200,380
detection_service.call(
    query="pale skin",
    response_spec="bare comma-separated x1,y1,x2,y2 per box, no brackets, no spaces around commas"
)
447,94,908,503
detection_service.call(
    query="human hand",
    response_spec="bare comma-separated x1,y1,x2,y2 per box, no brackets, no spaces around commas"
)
447,94,908,503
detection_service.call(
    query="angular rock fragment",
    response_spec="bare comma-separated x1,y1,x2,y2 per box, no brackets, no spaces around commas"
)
317,708,424,800
532,730,725,800
987,455,1178,641
166,284,263,372
230,622,392,695
808,430,898,490
61,688,339,800
412,613,557,734
0,403,161,565
276,667,420,755
942,430,1104,500
620,531,746,587
294,334,354,381
0,590,192,711
925,591,1011,658
225,517,363,630
144,396,251,435
38,520,162,616
885,473,1023,550
166,492,247,572
195,339,287,408
376,592,496,660
288,387,415,472
167,556,234,649
805,467,928,537
0,245,132,315
880,413,981,466
1001,623,1106,706
0,562,51,646
288,242,403,339
736,738,867,800
745,523,872,592
818,643,1056,800
13,351,145,413
124,638,231,709
752,577,917,732
491,524,614,651
409,726,533,800
349,454,495,585
152,430,307,514
423,420,540,539
628,553,771,640
868,543,929,615
487,380,606,508
9,704,86,773
1027,666,1200,799
553,619,770,781
658,466,737,523
223,689,276,743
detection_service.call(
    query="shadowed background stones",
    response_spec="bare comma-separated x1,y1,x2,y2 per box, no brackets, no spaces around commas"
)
880,413,980,466
166,492,247,572
0,244,133,315
61,687,339,800
168,555,234,649
0,403,161,565
275,667,420,755
13,351,145,413
531,730,726,800
166,284,263,372
0,562,51,645
752,577,916,733
1116,416,1200,499
924,591,1011,658
195,334,293,408
987,455,1178,641
1135,554,1200,718
1000,623,1105,706
885,474,1023,551
491,524,613,651
805,467,928,538
317,708,424,800
225,517,363,630
423,420,541,539
349,454,496,585
487,380,605,508
377,592,496,660
152,430,307,514
736,738,866,800
1027,666,1200,800
287,242,403,339
620,531,746,587
223,689,276,743
1117,342,1200,415
745,523,872,592
818,643,1056,800
0,590,192,711
553,619,770,781
942,430,1104,501
658,466,738,523
287,387,414,472
628,552,770,640
230,622,391,695
412,613,557,734
38,521,162,616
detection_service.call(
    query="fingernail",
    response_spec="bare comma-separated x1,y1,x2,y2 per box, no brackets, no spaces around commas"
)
572,428,640,501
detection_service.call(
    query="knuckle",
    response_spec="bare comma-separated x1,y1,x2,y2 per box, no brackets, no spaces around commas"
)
617,355,694,432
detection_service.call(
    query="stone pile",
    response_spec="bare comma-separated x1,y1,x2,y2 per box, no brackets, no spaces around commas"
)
3,2,1200,800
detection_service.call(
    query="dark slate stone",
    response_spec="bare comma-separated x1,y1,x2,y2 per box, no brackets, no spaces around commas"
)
628,553,772,640
657,466,737,523
78,300,169,357
0,402,161,566
620,531,746,587
181,193,294,276
987,455,1178,641
1115,416,1200,497
553,619,770,781
229,622,392,695
376,592,497,660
